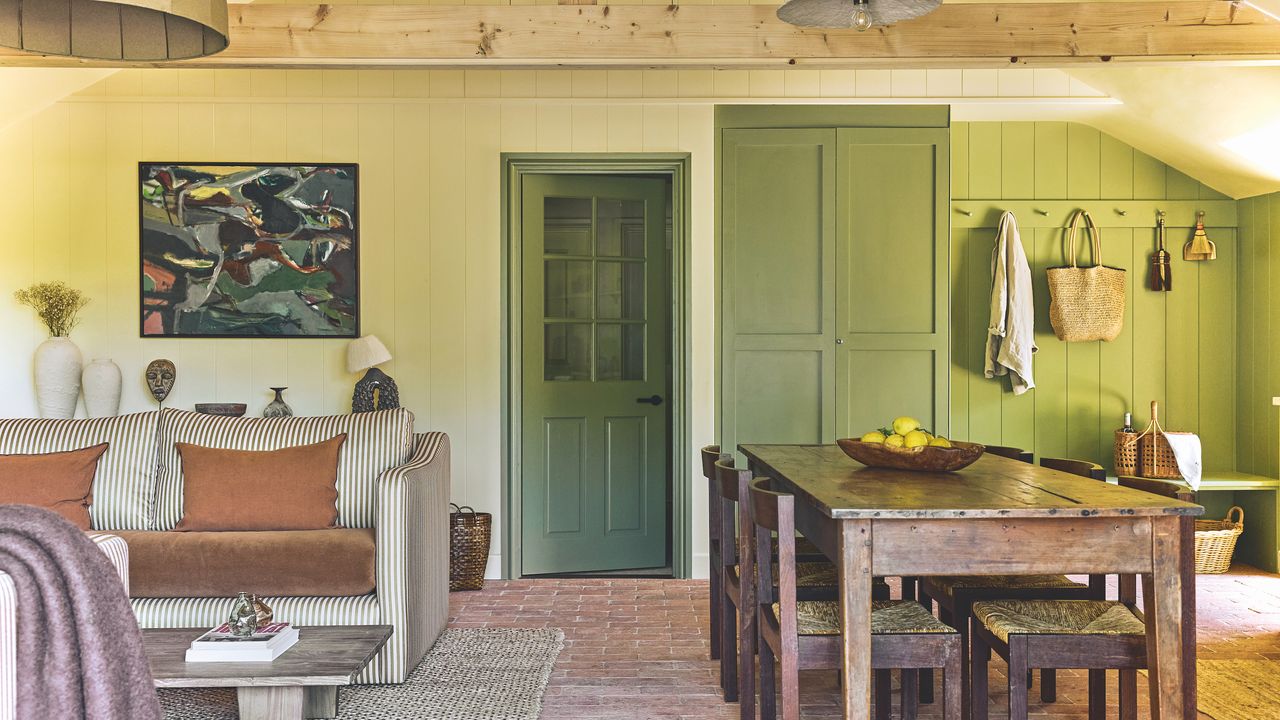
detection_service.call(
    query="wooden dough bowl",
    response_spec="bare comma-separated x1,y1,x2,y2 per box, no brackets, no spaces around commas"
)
836,438,986,472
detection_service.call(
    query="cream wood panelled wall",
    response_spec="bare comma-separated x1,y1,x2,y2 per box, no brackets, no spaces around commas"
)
0,66,1102,579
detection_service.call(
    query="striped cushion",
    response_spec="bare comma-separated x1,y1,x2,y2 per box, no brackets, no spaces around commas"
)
155,408,415,531
0,413,160,531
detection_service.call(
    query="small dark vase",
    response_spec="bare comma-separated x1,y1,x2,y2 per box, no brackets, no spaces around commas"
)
263,387,294,418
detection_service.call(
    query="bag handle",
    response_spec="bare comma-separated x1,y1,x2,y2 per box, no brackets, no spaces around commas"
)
450,503,476,516
1065,210,1103,268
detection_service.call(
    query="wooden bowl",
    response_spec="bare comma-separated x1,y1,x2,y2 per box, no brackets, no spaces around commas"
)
836,438,986,473
194,403,247,417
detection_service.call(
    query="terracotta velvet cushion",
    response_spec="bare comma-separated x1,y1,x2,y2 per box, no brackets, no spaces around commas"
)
174,434,347,531
0,443,108,529
114,529,376,598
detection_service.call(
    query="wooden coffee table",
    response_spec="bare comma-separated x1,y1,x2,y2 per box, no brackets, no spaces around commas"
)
143,625,392,720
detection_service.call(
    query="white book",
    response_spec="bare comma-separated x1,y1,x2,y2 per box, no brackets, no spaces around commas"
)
185,624,299,662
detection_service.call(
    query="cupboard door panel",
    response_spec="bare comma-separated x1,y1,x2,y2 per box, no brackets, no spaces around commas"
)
721,128,836,458
836,128,950,439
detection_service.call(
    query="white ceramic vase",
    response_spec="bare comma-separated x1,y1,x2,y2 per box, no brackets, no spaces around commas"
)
34,336,83,419
82,358,122,418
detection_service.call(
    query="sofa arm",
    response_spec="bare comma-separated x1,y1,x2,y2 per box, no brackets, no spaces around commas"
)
374,431,450,683
87,533,129,595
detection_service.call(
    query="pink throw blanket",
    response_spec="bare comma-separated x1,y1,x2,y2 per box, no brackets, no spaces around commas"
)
0,505,160,720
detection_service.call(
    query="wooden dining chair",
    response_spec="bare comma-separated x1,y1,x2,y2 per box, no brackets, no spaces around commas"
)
748,477,962,720
982,445,1034,464
970,476,1196,720
701,445,728,663
712,459,854,717
917,456,1104,713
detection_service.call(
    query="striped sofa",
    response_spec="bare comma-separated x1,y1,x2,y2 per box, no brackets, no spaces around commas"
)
0,408,450,693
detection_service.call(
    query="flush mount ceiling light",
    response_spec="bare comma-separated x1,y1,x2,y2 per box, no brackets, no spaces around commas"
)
777,0,941,30
0,0,229,61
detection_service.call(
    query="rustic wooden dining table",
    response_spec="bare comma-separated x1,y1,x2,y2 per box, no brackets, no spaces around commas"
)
740,443,1203,720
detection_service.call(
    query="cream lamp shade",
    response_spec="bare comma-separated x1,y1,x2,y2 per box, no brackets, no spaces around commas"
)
0,0,229,61
347,335,392,374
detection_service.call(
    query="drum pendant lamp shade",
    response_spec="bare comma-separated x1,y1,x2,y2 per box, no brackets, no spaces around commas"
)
777,0,941,28
0,0,229,61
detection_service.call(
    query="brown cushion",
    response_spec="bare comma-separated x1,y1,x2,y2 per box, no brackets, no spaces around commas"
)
113,529,376,598
0,443,108,530
175,434,347,531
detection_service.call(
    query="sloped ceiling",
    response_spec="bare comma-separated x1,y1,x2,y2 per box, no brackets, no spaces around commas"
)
1068,65,1280,199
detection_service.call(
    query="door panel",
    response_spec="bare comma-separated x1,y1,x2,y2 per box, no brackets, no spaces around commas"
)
835,128,950,439
605,416,647,533
845,142,938,335
522,174,669,575
721,129,837,460
733,350,825,445
845,349,938,435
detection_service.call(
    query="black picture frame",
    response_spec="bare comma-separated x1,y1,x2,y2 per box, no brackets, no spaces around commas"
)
138,161,360,339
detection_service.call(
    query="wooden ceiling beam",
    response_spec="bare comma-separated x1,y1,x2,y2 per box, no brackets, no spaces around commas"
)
0,2,1275,70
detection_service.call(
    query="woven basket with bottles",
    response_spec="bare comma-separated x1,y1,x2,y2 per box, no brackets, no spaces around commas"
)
1113,401,1190,479
1194,506,1244,574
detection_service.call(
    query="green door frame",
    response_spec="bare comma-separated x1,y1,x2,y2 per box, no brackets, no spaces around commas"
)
502,153,694,580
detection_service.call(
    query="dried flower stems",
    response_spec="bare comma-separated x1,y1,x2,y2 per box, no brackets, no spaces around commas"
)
14,281,89,337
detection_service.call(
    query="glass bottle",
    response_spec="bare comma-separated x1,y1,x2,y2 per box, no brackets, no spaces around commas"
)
1122,412,1134,433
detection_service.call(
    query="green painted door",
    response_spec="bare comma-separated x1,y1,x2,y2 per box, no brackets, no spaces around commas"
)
720,128,837,460
521,174,670,575
835,128,950,438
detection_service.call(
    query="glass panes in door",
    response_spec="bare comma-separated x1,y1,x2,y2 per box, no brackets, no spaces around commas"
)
543,195,647,382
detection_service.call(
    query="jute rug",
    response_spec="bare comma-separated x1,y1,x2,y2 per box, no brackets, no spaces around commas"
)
160,628,565,720
1195,659,1280,720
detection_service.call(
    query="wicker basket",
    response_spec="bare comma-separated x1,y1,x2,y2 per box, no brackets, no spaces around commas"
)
1113,401,1189,479
449,504,492,592
1194,506,1244,574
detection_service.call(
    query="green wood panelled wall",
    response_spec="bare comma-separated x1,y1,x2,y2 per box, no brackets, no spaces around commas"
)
951,122,1238,473
1237,191,1280,478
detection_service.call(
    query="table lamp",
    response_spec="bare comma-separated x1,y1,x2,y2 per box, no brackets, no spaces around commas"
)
347,335,400,413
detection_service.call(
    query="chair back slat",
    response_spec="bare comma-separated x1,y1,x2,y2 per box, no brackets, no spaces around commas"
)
985,445,1033,463
700,444,723,480
1117,475,1194,502
749,477,795,610
714,458,746,503
1040,456,1106,481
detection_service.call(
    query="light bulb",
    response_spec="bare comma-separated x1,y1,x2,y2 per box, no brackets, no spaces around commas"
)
852,1,873,30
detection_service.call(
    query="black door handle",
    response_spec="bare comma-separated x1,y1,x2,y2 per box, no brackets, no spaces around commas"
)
636,395,664,406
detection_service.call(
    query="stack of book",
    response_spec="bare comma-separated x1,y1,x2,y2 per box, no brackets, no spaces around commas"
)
184,622,299,662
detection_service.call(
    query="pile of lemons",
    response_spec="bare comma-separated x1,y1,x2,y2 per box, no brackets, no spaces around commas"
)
859,416,953,449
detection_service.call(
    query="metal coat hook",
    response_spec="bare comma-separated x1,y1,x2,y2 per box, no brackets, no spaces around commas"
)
956,208,973,217
1034,208,1049,216
1116,208,1128,216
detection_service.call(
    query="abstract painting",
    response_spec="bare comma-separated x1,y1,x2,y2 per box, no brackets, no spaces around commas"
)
139,163,359,337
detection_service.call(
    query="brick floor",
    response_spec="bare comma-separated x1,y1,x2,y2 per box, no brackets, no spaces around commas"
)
448,566,1280,719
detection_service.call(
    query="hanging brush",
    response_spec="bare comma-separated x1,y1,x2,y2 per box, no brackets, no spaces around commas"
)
1150,211,1172,292
1184,210,1217,261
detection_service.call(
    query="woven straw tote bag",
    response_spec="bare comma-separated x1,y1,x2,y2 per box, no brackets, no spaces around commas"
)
1047,210,1127,342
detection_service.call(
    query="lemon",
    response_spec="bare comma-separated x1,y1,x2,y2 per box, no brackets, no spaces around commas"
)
904,430,930,448
860,431,886,444
929,437,952,448
892,416,922,436
884,434,906,448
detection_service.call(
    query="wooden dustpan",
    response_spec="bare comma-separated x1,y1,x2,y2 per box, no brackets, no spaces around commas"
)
1184,210,1216,261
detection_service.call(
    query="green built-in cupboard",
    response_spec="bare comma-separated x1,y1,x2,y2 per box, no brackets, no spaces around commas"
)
717,107,951,454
